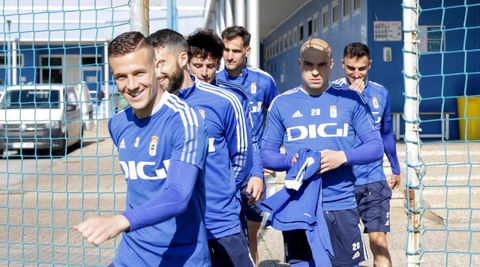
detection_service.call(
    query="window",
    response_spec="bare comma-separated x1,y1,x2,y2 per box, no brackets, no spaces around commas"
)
82,56,102,66
288,30,293,48
322,7,329,31
353,0,361,13
427,27,444,51
3,89,60,109
332,0,340,25
283,34,287,51
307,18,313,37
0,53,24,67
419,26,445,52
293,26,298,46
299,24,304,42
40,56,63,83
343,0,350,18
313,13,319,34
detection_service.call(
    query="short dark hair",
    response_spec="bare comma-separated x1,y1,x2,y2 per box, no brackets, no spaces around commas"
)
147,28,188,53
343,42,370,59
108,31,150,57
221,25,250,47
187,28,224,62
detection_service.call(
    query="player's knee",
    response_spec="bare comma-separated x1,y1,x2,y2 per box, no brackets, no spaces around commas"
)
368,232,388,246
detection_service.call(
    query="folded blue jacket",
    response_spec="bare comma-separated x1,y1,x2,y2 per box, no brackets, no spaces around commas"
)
260,148,333,266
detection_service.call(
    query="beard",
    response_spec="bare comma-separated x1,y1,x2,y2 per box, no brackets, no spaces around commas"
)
166,64,185,94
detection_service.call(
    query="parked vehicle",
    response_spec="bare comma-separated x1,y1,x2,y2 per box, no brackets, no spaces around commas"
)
0,84,83,155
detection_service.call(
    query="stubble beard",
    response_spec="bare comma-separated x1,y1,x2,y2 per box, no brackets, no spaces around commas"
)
166,64,185,94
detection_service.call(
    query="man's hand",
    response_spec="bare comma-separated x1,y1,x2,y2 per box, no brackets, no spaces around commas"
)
388,174,401,190
350,79,366,94
263,169,276,177
319,150,347,174
73,215,130,246
246,176,264,205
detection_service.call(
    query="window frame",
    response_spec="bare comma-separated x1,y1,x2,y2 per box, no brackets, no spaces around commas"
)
322,6,329,32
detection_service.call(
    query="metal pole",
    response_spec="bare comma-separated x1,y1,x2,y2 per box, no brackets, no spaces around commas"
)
104,41,110,118
225,0,234,27
247,0,259,68
6,20,11,85
403,0,422,266
234,0,245,27
167,0,177,30
130,0,149,35
218,0,226,32
12,38,17,85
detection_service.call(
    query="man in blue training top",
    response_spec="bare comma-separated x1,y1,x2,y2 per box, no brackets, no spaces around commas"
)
185,28,264,206
332,42,401,267
73,31,210,266
261,38,384,267
217,26,279,264
147,28,254,267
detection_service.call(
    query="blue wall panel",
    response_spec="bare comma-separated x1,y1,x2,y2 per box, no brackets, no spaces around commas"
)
262,0,480,139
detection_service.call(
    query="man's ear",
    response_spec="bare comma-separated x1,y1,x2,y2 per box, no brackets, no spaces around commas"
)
245,46,251,57
368,60,373,70
178,51,189,68
154,58,162,78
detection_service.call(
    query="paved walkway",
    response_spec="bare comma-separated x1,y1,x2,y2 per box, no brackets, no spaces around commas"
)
256,175,407,267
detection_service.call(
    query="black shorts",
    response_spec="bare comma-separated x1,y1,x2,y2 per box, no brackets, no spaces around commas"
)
355,180,392,233
282,208,365,267
240,182,266,222
208,233,254,267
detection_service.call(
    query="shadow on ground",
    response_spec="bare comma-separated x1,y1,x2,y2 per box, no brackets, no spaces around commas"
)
260,260,289,267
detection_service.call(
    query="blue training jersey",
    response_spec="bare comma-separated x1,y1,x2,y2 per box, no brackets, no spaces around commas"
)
214,78,263,179
178,78,252,239
217,64,278,143
108,91,210,266
262,86,378,210
332,78,400,185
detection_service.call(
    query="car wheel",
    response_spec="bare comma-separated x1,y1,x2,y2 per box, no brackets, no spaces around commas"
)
54,135,67,156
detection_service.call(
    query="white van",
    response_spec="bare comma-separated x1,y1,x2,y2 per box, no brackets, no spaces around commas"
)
76,82,94,130
0,84,83,155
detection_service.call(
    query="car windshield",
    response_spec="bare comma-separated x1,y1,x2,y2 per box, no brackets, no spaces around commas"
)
1,89,60,109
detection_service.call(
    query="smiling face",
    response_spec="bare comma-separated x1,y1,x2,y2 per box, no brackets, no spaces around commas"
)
299,47,333,95
342,55,371,86
110,45,160,119
188,54,220,84
155,46,186,94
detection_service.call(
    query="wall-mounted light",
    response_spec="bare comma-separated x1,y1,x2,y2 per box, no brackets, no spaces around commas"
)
383,46,392,62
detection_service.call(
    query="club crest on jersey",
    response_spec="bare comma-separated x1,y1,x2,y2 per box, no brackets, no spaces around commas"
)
149,136,159,156
372,96,379,109
250,82,257,94
198,108,206,119
134,137,140,148
329,105,337,118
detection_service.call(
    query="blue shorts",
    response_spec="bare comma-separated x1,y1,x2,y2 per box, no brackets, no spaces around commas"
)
324,208,366,267
208,233,254,267
355,180,392,233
